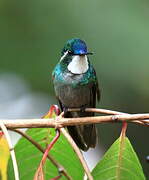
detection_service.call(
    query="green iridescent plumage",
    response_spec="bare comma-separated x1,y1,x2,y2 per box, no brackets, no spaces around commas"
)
53,61,98,88
52,38,100,151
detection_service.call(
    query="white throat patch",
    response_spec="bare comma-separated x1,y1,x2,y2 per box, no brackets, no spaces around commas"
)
67,55,89,74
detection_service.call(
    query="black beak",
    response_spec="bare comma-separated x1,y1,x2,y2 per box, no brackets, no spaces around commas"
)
74,52,93,55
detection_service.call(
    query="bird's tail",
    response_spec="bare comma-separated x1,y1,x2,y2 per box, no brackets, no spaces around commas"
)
66,111,97,151
67,124,97,151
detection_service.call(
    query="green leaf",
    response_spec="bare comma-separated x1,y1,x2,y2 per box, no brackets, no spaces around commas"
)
92,137,146,180
7,128,84,180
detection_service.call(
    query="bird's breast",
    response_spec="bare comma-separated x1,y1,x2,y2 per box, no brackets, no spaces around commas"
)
53,65,96,108
54,80,93,108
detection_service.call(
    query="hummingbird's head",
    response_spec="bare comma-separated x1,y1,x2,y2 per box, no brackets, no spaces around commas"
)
60,38,93,74
61,38,92,56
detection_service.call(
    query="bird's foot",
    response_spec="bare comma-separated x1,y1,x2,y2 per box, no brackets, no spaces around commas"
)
80,105,87,113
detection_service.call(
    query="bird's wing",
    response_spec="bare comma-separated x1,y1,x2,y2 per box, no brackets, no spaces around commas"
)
91,68,100,107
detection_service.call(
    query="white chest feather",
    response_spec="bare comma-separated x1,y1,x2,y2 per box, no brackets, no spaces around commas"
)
67,55,89,74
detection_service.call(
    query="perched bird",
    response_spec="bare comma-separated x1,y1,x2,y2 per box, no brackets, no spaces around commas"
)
52,38,100,151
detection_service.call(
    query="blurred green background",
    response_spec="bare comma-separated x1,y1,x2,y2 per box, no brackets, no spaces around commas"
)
0,0,149,178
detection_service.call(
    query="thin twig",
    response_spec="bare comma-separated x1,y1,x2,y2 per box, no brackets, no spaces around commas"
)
11,129,72,180
69,108,149,126
61,128,93,180
40,129,60,165
58,111,93,179
1,108,149,129
34,129,60,180
0,121,19,180
1,114,148,129
68,108,126,115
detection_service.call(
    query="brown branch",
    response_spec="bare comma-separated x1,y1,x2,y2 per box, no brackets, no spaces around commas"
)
0,108,149,129
68,108,126,115
1,114,149,129
68,108,149,126
60,128,93,180
57,112,93,180
0,122,20,180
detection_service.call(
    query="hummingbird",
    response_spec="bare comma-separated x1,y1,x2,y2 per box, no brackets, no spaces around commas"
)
52,38,100,151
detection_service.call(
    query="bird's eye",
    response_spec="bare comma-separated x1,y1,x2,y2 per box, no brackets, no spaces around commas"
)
68,50,73,55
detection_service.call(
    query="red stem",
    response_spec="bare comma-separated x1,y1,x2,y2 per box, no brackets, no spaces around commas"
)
121,121,128,137
41,129,60,165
